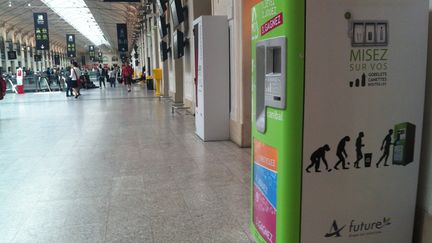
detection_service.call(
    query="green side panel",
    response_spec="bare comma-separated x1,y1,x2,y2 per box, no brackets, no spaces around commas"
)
250,0,305,243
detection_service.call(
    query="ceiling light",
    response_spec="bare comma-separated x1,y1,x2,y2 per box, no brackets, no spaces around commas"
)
8,1,12,7
40,0,110,46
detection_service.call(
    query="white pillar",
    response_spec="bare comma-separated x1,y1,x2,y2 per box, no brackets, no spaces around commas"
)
152,17,160,69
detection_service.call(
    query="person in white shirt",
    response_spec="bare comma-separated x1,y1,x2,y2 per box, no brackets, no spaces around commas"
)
109,67,116,88
69,62,81,98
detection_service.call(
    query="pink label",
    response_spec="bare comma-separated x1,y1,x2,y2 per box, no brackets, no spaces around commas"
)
254,185,276,243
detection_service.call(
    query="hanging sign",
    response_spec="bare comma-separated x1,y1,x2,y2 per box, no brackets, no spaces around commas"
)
89,45,96,61
66,34,76,58
117,23,128,52
33,13,50,50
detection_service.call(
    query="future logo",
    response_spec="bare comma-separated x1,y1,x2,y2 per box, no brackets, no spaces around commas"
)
325,218,392,238
325,220,345,238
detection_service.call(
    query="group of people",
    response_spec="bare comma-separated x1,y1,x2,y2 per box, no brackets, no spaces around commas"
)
0,60,135,99
63,60,134,98
96,65,120,88
95,62,134,92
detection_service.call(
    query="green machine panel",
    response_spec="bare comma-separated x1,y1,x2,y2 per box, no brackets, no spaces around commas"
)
250,1,304,243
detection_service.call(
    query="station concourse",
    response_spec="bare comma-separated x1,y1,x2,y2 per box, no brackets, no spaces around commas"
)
1,0,432,243
0,88,252,242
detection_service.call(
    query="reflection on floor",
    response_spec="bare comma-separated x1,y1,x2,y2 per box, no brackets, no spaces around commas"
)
0,86,252,242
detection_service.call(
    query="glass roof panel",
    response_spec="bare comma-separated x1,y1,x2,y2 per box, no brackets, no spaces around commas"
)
40,0,110,46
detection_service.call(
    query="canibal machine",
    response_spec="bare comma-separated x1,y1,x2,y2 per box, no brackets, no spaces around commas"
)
250,0,428,242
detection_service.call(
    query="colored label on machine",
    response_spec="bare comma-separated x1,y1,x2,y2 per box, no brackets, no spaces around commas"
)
253,140,277,243
254,163,277,207
254,185,276,243
261,13,283,36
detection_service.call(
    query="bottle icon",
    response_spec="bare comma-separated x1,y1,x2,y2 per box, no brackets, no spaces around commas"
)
379,26,384,41
349,73,366,88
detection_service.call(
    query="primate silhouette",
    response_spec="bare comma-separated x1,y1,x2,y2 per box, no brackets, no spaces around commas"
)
306,145,331,173
334,136,351,170
353,132,365,168
377,129,394,168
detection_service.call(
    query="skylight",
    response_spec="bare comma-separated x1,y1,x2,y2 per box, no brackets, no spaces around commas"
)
40,0,110,46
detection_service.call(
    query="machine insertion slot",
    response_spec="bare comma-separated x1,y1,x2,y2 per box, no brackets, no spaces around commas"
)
255,37,287,134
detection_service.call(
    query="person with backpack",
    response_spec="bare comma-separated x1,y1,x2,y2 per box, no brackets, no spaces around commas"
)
0,70,6,100
122,61,133,92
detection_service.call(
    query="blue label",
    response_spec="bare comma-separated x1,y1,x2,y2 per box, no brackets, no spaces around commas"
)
254,162,277,208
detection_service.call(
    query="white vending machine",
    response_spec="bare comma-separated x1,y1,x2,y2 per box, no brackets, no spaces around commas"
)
193,16,230,141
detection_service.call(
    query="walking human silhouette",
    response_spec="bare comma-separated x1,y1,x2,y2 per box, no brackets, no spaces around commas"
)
306,144,331,173
377,129,394,168
334,136,350,170
353,132,365,168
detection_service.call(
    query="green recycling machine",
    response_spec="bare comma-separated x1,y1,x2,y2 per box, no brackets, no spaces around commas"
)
250,0,428,243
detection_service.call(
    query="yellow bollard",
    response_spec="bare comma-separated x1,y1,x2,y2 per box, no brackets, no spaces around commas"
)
153,68,163,97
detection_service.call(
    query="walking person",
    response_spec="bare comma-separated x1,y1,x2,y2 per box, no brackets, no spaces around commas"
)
104,66,109,84
109,67,116,88
353,132,365,168
69,62,81,98
377,129,394,168
115,66,121,84
99,65,106,88
95,66,101,86
65,66,73,97
122,61,133,92
0,69,7,100
334,136,350,170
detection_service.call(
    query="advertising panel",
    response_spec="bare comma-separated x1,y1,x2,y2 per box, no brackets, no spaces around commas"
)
250,0,428,243
301,0,428,242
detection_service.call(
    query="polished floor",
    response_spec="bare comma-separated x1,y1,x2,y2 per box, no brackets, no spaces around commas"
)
0,85,252,243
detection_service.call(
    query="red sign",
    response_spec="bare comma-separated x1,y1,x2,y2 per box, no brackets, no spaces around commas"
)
261,13,283,36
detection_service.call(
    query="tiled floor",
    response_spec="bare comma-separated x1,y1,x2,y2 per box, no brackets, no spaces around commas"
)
0,85,252,243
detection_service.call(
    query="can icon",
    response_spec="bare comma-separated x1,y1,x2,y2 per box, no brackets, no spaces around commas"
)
365,153,373,167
